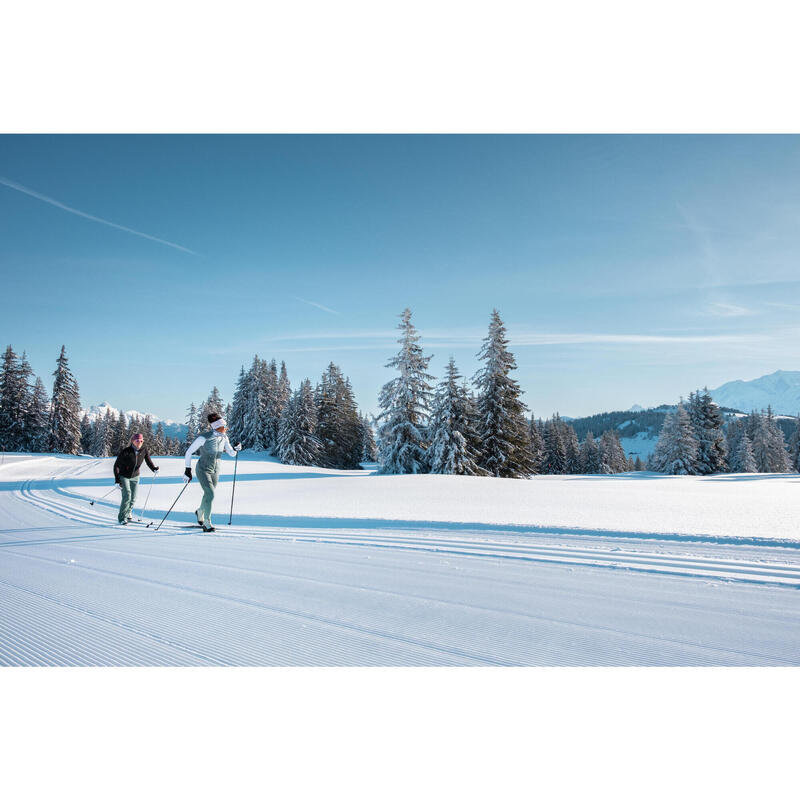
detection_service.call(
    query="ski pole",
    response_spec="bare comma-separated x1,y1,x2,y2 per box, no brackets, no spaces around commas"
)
137,471,157,522
152,478,190,531
228,451,239,525
90,484,119,505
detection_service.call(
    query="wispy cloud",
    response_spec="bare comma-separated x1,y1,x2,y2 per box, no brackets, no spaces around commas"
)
0,176,198,255
293,297,341,315
705,302,757,318
510,332,760,346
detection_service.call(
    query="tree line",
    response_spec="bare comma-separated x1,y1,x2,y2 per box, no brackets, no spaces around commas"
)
651,390,800,474
376,308,638,478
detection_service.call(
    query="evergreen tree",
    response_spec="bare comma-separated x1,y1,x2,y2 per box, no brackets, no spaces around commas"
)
599,429,628,473
580,431,602,473
185,402,198,450
278,379,323,466
563,423,582,475
428,357,487,476
729,429,757,473
80,412,93,454
112,410,129,454
528,416,544,474
0,345,31,452
788,416,800,473
273,361,291,452
140,414,155,450
687,389,728,474
49,345,82,455
228,366,248,446
316,363,362,469
473,310,534,478
652,402,698,475
377,309,434,475
764,406,791,472
542,415,566,474
633,455,643,471
242,357,268,451
359,413,378,462
154,422,166,455
26,377,50,452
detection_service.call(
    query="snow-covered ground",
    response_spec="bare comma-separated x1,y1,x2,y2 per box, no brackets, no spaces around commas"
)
2,453,799,666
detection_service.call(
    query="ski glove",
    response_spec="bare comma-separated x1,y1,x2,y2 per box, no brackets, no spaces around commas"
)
152,466,160,472
184,468,192,482
234,442,242,451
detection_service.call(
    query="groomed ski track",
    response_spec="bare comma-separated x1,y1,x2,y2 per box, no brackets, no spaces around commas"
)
1,457,799,666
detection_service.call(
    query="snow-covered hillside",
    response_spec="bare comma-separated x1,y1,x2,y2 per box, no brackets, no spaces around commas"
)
1,454,799,666
710,370,800,416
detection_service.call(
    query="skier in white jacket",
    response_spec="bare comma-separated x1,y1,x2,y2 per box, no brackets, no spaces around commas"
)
184,412,242,532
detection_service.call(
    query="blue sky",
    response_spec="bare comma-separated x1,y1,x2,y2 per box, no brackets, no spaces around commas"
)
2,134,800,422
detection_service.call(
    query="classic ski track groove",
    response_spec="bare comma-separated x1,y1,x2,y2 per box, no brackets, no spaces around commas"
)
3,461,799,666
1,546,518,666
12,477,800,588
8,531,799,665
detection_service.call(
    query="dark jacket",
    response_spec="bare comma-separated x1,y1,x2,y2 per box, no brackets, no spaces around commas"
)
114,445,157,481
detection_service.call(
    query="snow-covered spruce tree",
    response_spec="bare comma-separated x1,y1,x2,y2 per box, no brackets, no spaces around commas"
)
0,345,32,452
377,308,434,475
112,410,129,454
788,416,800,473
278,379,323,466
687,389,728,474
580,430,602,473
140,414,155,450
542,415,567,474
599,429,628,473
241,357,268,451
651,402,698,475
316,363,362,470
729,428,757,473
633,455,644,471
428,357,487,476
262,360,279,453
26,377,50,453
272,361,291,453
184,402,198,450
80,413,93,454
473,310,534,478
765,406,791,472
528,416,544,474
49,345,82,455
563,424,582,475
154,422,166,455
359,413,378,462
228,366,248,446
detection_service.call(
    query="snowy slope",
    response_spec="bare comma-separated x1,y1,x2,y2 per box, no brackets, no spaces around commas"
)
710,370,800,415
1,454,799,666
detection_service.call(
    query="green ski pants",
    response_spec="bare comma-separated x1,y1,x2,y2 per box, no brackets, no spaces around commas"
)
197,468,219,525
118,476,140,523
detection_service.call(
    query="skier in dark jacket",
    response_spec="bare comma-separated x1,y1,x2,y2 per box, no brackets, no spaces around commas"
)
113,432,158,525
184,412,241,532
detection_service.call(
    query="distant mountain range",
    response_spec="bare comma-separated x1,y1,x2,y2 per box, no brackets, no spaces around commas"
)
708,370,800,417
83,402,188,440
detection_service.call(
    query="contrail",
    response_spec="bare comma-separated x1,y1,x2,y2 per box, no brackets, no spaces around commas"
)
0,175,198,255
294,296,341,315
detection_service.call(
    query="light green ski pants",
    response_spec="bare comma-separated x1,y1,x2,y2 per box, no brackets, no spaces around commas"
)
118,476,140,523
196,468,219,525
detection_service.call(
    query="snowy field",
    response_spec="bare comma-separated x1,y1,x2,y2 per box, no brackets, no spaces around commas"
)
1,453,800,666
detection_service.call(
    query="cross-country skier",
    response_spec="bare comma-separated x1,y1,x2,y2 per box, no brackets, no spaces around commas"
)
184,412,242,532
113,432,159,525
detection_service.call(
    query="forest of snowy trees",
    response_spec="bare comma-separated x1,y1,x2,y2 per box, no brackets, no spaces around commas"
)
650,389,800,475
375,309,640,478
3,329,800,479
